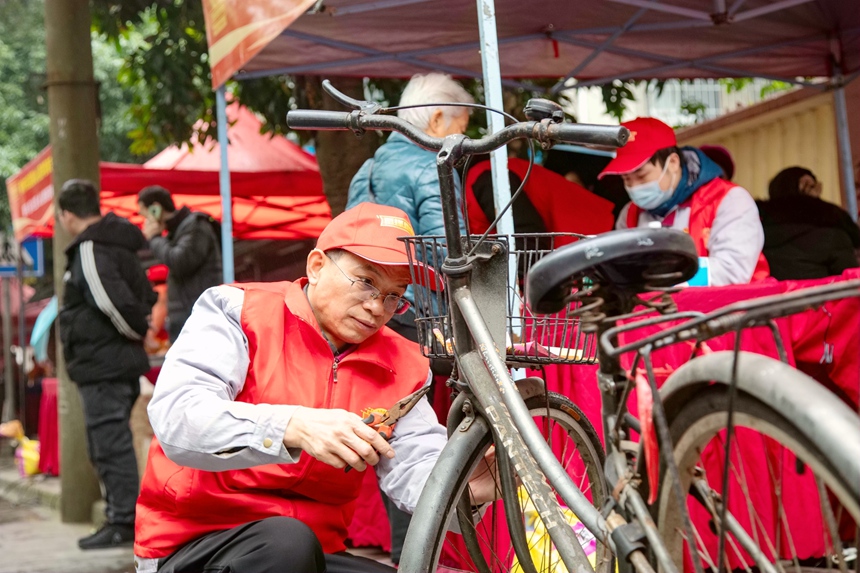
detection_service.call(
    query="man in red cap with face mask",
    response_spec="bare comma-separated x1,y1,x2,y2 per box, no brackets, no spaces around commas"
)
133,203,499,573
600,117,769,285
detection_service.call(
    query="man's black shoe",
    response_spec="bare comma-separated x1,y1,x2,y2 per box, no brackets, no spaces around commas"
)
78,523,135,550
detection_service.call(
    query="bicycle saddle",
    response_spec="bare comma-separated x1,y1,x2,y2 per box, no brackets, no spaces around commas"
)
526,227,699,314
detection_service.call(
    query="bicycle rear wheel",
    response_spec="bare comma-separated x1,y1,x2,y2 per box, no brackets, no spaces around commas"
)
656,370,860,571
435,392,611,573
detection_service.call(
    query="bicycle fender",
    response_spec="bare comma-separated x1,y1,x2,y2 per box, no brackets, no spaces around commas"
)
659,350,860,503
400,415,491,573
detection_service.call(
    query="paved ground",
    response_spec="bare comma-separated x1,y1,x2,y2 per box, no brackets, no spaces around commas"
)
0,496,134,573
0,442,391,573
0,382,392,572
0,491,391,573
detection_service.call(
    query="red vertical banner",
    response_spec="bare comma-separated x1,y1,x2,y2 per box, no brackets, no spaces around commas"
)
5,146,55,243
202,0,317,89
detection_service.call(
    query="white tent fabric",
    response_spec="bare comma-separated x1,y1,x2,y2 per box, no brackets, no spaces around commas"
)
234,0,859,89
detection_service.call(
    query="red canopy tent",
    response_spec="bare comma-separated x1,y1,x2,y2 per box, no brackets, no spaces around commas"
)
5,104,331,243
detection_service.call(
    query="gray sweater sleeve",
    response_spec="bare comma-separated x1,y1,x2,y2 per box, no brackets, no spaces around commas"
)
374,372,447,514
147,285,302,470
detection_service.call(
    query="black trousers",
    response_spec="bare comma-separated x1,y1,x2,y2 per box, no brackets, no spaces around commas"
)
157,517,396,573
77,378,140,525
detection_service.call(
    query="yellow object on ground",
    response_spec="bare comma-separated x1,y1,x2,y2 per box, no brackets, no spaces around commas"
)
1,419,42,476
510,486,598,573
15,437,41,476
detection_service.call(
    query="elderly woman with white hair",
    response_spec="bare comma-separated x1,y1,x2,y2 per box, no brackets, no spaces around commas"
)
345,71,472,565
347,72,473,342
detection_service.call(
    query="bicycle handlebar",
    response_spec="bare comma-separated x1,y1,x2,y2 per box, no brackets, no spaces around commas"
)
286,110,629,153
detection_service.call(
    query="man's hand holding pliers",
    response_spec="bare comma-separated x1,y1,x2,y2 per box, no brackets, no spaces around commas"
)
283,386,431,472
345,386,431,472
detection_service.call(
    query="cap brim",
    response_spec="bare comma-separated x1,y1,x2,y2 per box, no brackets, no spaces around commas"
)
598,154,651,179
344,246,441,291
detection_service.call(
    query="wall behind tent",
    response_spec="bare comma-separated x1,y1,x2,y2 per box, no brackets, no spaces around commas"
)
677,86,851,207
846,79,860,194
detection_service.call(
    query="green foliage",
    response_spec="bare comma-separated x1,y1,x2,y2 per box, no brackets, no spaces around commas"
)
93,0,216,155
680,99,707,123
719,77,794,99
0,0,156,231
760,80,793,98
0,0,50,229
719,77,753,94
600,80,637,121
93,33,155,164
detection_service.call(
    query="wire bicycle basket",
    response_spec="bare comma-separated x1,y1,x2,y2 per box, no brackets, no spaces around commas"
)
401,233,598,366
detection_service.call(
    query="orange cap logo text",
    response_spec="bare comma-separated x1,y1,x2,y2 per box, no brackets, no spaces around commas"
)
377,215,414,235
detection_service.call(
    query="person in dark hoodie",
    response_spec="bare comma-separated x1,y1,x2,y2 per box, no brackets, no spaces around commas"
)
138,186,222,342
757,167,859,280
602,117,769,285
56,179,157,550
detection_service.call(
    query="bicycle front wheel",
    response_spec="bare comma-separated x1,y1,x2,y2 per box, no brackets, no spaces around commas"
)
435,392,611,573
655,354,860,571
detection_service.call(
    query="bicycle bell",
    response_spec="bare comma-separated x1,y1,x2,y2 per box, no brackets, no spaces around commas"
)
523,98,565,123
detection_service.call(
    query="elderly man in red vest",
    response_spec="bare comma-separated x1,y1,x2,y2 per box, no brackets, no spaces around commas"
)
133,203,498,573
601,117,769,285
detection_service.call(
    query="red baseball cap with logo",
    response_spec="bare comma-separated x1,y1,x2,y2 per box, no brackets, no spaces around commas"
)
316,202,439,289
598,117,677,179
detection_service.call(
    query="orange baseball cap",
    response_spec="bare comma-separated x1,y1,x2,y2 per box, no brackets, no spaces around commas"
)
316,202,439,289
598,117,677,179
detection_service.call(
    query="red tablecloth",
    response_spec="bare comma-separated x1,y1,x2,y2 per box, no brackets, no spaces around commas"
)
537,270,860,565
348,269,860,563
37,377,59,476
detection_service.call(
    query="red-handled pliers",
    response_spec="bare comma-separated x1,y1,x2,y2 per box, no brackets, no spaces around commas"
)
345,385,431,472
362,385,431,439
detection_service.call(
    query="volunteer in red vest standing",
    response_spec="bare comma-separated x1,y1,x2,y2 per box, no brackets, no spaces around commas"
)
601,117,769,285
133,203,499,573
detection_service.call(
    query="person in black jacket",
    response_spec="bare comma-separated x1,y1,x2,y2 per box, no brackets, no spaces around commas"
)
56,179,157,550
138,186,222,342
757,166,860,280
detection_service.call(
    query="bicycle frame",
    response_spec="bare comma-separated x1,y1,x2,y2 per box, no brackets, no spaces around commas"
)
288,86,860,572
437,175,860,572
289,88,631,571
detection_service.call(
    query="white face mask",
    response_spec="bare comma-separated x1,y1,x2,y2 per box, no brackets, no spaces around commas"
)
625,161,675,211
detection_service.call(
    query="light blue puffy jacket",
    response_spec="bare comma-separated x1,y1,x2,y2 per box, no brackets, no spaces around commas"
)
347,132,466,304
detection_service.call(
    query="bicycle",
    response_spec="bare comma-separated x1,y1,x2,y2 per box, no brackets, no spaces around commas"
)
287,82,860,573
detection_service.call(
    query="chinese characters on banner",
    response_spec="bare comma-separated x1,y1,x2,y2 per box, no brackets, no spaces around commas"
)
5,146,55,244
202,0,317,89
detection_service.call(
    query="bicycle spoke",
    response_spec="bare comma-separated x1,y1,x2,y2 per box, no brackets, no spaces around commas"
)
438,395,607,573
690,519,719,572
658,387,859,573
817,477,849,573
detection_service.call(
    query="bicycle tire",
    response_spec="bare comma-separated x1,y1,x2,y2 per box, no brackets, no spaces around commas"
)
655,364,860,571
402,392,612,573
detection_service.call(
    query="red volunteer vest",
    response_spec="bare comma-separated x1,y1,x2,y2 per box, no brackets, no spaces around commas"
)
134,281,429,558
626,177,770,282
465,158,615,245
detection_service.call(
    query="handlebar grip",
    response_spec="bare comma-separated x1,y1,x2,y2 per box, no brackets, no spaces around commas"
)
552,123,630,148
286,110,352,130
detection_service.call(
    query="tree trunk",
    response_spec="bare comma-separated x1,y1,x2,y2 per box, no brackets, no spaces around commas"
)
303,76,379,217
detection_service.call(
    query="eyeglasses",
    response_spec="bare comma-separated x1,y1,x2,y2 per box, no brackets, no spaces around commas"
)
327,254,411,315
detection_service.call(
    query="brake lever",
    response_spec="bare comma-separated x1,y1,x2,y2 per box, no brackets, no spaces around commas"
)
322,79,382,114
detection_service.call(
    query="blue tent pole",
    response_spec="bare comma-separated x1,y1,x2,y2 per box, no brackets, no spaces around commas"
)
216,86,236,283
834,83,857,222
477,0,520,368
476,0,514,237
